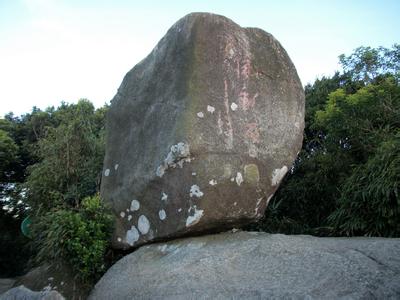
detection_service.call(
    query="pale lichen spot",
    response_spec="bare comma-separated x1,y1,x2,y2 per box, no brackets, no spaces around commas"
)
192,172,197,176
186,206,204,227
230,177,235,182
190,184,204,198
120,211,125,218
209,179,217,186
117,237,122,242
156,166,165,177
248,144,258,158
126,226,139,246
138,215,150,235
114,164,119,170
234,202,237,206
197,112,204,118
230,102,238,111
127,215,132,221
235,172,243,186
271,166,288,186
207,105,215,113
157,142,191,177
130,200,140,211
159,244,168,252
104,169,110,177
159,209,166,220
178,208,182,212
161,192,168,201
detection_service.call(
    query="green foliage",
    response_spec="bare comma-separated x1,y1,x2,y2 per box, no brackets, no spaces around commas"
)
0,100,109,278
0,129,19,181
339,44,400,83
256,45,400,237
33,195,113,283
329,136,400,236
26,99,106,211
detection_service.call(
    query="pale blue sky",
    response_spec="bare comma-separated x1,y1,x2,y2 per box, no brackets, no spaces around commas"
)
0,0,399,116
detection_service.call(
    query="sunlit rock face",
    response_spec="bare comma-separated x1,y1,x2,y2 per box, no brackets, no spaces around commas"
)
100,12,304,249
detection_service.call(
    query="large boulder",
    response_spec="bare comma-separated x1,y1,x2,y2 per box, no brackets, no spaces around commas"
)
89,231,400,299
101,13,304,249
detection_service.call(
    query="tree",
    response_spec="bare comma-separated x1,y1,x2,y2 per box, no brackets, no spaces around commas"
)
339,44,400,84
0,100,109,277
316,79,400,236
26,99,106,211
254,45,400,237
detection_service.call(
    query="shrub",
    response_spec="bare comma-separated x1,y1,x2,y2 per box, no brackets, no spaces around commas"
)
33,195,114,283
328,135,400,236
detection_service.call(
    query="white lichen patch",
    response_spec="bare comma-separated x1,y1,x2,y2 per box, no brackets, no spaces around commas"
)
190,184,204,198
127,215,132,221
159,209,166,220
161,192,168,201
178,208,182,212
114,164,119,170
120,211,125,218
42,285,52,292
192,172,197,176
156,166,165,177
207,105,215,113
104,169,110,177
234,202,237,206
209,179,217,186
197,111,204,118
126,226,139,246
138,215,150,235
158,244,179,254
159,244,168,252
235,172,243,186
230,102,238,111
156,142,191,177
117,237,122,242
271,166,288,186
249,144,258,158
186,206,204,227
130,199,140,211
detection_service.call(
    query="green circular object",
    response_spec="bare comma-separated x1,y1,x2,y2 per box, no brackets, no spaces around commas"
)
21,216,32,238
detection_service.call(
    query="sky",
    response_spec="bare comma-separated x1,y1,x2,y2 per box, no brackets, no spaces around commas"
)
0,0,399,117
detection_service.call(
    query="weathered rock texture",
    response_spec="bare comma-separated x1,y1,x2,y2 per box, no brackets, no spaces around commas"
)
89,232,400,299
0,285,64,300
101,13,304,249
8,264,90,300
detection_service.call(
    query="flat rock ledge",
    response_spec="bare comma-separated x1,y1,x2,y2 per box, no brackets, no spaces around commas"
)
90,231,400,299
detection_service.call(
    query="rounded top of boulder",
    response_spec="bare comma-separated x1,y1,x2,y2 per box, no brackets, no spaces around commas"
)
101,12,304,250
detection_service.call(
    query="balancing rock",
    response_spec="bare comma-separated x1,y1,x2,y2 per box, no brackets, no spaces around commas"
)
101,13,304,249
